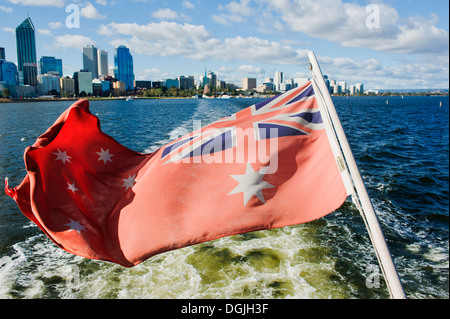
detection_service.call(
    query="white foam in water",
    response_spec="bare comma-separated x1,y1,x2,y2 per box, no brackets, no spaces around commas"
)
0,221,357,299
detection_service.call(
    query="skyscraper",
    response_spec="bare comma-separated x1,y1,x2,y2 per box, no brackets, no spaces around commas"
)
40,56,63,76
274,71,283,91
97,49,108,78
114,45,134,91
16,16,37,86
0,47,5,60
83,45,98,79
0,59,19,85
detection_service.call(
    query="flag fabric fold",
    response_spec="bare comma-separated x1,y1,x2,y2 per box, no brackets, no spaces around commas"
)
5,82,347,267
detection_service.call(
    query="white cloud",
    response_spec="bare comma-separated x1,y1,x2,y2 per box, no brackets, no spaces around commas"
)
81,2,107,19
48,22,64,29
7,0,65,7
261,0,448,55
151,8,189,21
96,0,107,5
182,1,195,9
237,64,265,74
0,5,13,12
316,54,449,89
212,0,254,26
1,27,15,34
53,34,96,50
98,21,307,64
38,29,53,36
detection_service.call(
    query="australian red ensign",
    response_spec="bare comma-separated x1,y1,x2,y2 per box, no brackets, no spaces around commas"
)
5,81,347,267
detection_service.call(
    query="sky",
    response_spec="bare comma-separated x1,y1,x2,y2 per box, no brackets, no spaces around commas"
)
0,0,449,90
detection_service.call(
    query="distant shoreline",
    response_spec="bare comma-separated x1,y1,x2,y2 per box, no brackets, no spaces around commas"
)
1,92,448,104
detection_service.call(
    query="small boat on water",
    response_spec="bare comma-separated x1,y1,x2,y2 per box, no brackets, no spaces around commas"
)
126,96,134,101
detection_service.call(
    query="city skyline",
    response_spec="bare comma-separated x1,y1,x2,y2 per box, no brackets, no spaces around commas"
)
3,16,367,96
0,0,448,90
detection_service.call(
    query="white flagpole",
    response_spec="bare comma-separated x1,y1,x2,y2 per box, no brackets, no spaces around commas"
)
308,51,406,299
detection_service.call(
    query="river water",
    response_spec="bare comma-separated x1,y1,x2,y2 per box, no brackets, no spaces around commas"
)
0,95,448,299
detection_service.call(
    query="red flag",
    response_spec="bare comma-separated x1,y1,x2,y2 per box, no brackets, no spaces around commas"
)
5,82,347,267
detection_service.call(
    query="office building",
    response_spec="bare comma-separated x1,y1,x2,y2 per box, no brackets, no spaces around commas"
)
207,71,217,89
0,60,19,85
23,63,38,86
134,80,152,90
0,47,5,60
274,71,283,91
97,49,108,78
241,78,257,90
16,16,37,86
83,45,98,79
178,76,194,90
113,80,126,96
73,69,93,96
164,78,178,88
60,76,75,96
114,45,134,91
355,83,364,94
39,56,63,76
38,72,61,95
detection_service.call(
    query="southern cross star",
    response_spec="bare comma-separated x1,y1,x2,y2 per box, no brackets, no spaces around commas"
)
97,148,114,165
228,162,274,206
65,219,86,234
53,148,72,164
67,182,78,193
122,173,137,191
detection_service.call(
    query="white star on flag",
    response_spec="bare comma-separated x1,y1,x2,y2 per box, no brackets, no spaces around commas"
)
228,162,275,206
65,219,86,234
67,182,78,193
53,148,71,164
122,173,137,191
96,148,114,165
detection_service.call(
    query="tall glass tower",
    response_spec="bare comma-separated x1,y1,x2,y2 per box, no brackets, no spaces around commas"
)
114,45,134,91
40,56,63,76
83,45,98,79
16,16,37,86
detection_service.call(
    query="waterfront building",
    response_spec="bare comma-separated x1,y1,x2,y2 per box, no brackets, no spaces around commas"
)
83,45,98,79
16,16,37,86
274,71,283,91
178,76,194,90
294,78,308,88
73,69,93,96
262,81,273,91
256,83,270,93
113,80,126,96
337,81,347,94
60,76,75,97
355,83,364,94
39,56,63,76
207,71,217,89
23,63,38,86
134,80,152,90
0,60,19,85
97,49,108,78
333,84,341,94
241,78,257,90
114,45,134,91
152,80,161,89
92,78,103,96
164,78,178,89
37,72,61,95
